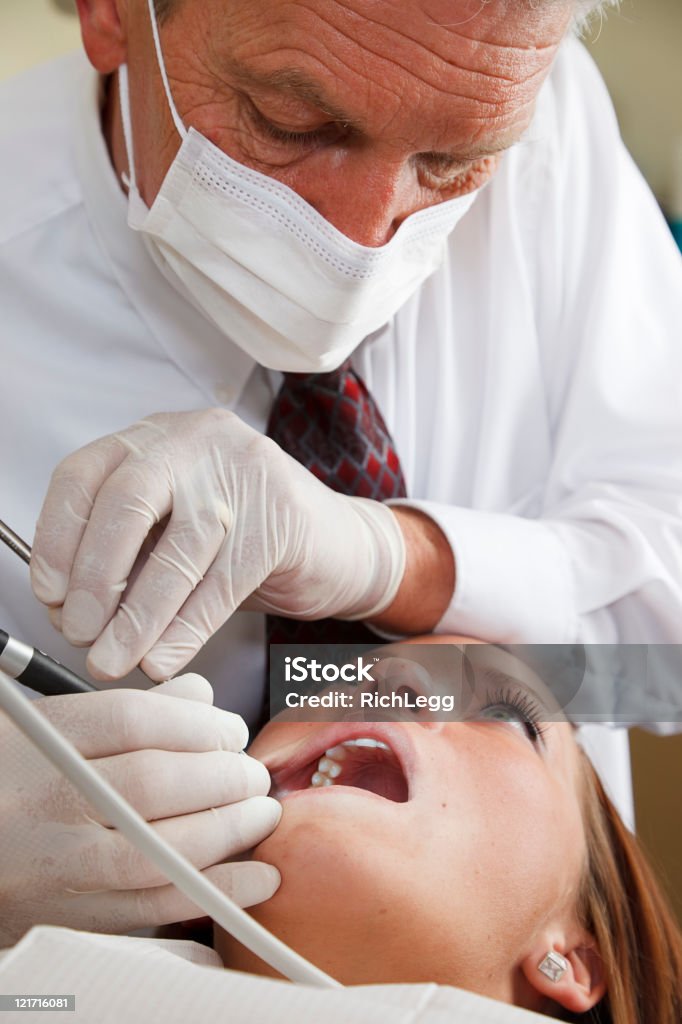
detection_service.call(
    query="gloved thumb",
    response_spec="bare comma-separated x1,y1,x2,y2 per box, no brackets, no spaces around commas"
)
151,673,215,704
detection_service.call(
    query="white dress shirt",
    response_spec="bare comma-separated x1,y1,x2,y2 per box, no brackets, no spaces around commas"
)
1,40,681,822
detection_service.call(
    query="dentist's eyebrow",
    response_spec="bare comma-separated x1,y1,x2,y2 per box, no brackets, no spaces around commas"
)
224,58,365,133
223,57,519,165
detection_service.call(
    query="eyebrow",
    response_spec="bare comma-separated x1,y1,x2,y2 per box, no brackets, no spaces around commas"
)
224,58,365,133
223,57,519,166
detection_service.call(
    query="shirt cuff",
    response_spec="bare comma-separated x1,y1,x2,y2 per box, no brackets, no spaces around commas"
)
388,500,577,643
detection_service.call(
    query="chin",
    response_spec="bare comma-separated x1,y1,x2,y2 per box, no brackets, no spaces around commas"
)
244,807,405,980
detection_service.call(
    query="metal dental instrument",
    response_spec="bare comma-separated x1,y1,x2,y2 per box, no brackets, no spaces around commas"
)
0,519,32,565
0,519,97,695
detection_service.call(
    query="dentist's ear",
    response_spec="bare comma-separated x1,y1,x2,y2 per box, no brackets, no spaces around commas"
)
75,0,128,73
521,933,607,1016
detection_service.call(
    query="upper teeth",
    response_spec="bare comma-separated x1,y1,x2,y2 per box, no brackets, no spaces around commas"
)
310,738,390,788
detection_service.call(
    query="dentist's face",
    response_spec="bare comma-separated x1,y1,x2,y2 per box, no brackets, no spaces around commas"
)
217,642,588,1005
114,0,573,247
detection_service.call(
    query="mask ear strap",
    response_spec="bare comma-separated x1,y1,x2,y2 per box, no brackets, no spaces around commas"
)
118,64,136,190
145,0,187,141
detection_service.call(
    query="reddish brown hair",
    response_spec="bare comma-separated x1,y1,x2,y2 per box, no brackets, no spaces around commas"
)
570,751,682,1024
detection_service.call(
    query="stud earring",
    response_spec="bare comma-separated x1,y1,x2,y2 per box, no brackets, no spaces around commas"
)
538,951,569,983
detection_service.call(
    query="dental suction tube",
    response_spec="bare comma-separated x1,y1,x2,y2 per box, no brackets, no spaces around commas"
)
0,669,340,989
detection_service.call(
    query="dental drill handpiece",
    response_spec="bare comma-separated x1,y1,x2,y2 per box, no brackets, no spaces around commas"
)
0,519,97,695
0,519,31,565
0,630,97,695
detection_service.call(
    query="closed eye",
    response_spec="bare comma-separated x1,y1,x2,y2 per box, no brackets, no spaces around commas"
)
246,98,350,148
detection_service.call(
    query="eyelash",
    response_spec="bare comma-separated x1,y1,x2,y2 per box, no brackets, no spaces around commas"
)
262,120,330,146
480,686,547,745
248,103,337,147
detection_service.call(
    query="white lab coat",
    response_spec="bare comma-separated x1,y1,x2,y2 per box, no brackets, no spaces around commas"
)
1,39,681,822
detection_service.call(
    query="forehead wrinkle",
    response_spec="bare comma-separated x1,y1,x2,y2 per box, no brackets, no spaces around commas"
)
279,30,547,155
224,8,548,164
333,32,539,111
222,55,366,133
223,50,528,163
321,0,564,88
347,8,558,85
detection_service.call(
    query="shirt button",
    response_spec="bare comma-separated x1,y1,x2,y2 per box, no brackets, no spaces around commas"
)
214,383,235,405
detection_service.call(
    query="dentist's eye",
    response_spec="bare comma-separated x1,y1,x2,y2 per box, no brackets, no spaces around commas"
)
478,687,547,745
258,118,333,146
245,98,346,149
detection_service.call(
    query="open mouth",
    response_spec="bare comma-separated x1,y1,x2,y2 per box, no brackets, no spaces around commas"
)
270,737,409,803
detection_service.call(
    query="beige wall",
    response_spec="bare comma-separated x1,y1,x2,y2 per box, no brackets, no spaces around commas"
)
586,0,682,214
1,0,81,81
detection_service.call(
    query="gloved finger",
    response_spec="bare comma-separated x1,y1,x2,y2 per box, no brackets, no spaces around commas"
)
56,520,169,644
48,605,63,633
30,433,135,607
30,442,124,609
36,688,249,757
69,861,281,933
49,749,271,826
84,508,229,680
59,462,176,647
81,796,282,891
152,673,214,704
139,561,258,681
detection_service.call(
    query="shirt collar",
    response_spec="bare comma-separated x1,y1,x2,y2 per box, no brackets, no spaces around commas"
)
72,59,257,409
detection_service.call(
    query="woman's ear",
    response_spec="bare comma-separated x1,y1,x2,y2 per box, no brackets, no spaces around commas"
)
75,0,128,73
521,933,607,1015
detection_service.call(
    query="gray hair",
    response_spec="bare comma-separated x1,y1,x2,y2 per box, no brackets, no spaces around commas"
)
569,0,621,33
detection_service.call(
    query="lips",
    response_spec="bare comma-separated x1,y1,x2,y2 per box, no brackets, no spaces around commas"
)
267,725,412,803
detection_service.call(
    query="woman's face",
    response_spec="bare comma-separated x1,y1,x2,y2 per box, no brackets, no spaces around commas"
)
217,641,590,1009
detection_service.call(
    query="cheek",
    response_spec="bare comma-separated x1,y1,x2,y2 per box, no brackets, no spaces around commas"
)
424,751,582,946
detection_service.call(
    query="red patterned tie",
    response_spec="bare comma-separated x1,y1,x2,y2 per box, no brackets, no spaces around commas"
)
266,359,407,643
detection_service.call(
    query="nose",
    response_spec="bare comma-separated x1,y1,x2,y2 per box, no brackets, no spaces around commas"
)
296,150,427,247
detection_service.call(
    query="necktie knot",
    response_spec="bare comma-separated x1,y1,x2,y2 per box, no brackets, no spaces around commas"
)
268,362,406,499
279,359,351,399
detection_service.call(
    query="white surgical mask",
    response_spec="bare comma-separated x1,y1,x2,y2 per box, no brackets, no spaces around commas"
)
119,0,481,373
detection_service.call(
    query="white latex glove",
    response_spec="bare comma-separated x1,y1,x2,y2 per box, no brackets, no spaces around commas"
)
0,674,281,947
31,410,406,680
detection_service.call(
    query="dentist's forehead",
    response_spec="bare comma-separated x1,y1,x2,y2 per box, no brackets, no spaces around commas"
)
202,0,573,149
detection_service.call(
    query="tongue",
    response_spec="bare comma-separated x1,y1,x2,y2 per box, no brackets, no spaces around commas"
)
350,764,408,802
341,748,408,802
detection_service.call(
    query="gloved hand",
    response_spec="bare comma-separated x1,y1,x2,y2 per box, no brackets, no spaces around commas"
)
0,674,281,947
30,410,406,680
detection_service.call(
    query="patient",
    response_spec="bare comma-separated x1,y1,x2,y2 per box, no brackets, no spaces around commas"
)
213,639,682,1024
